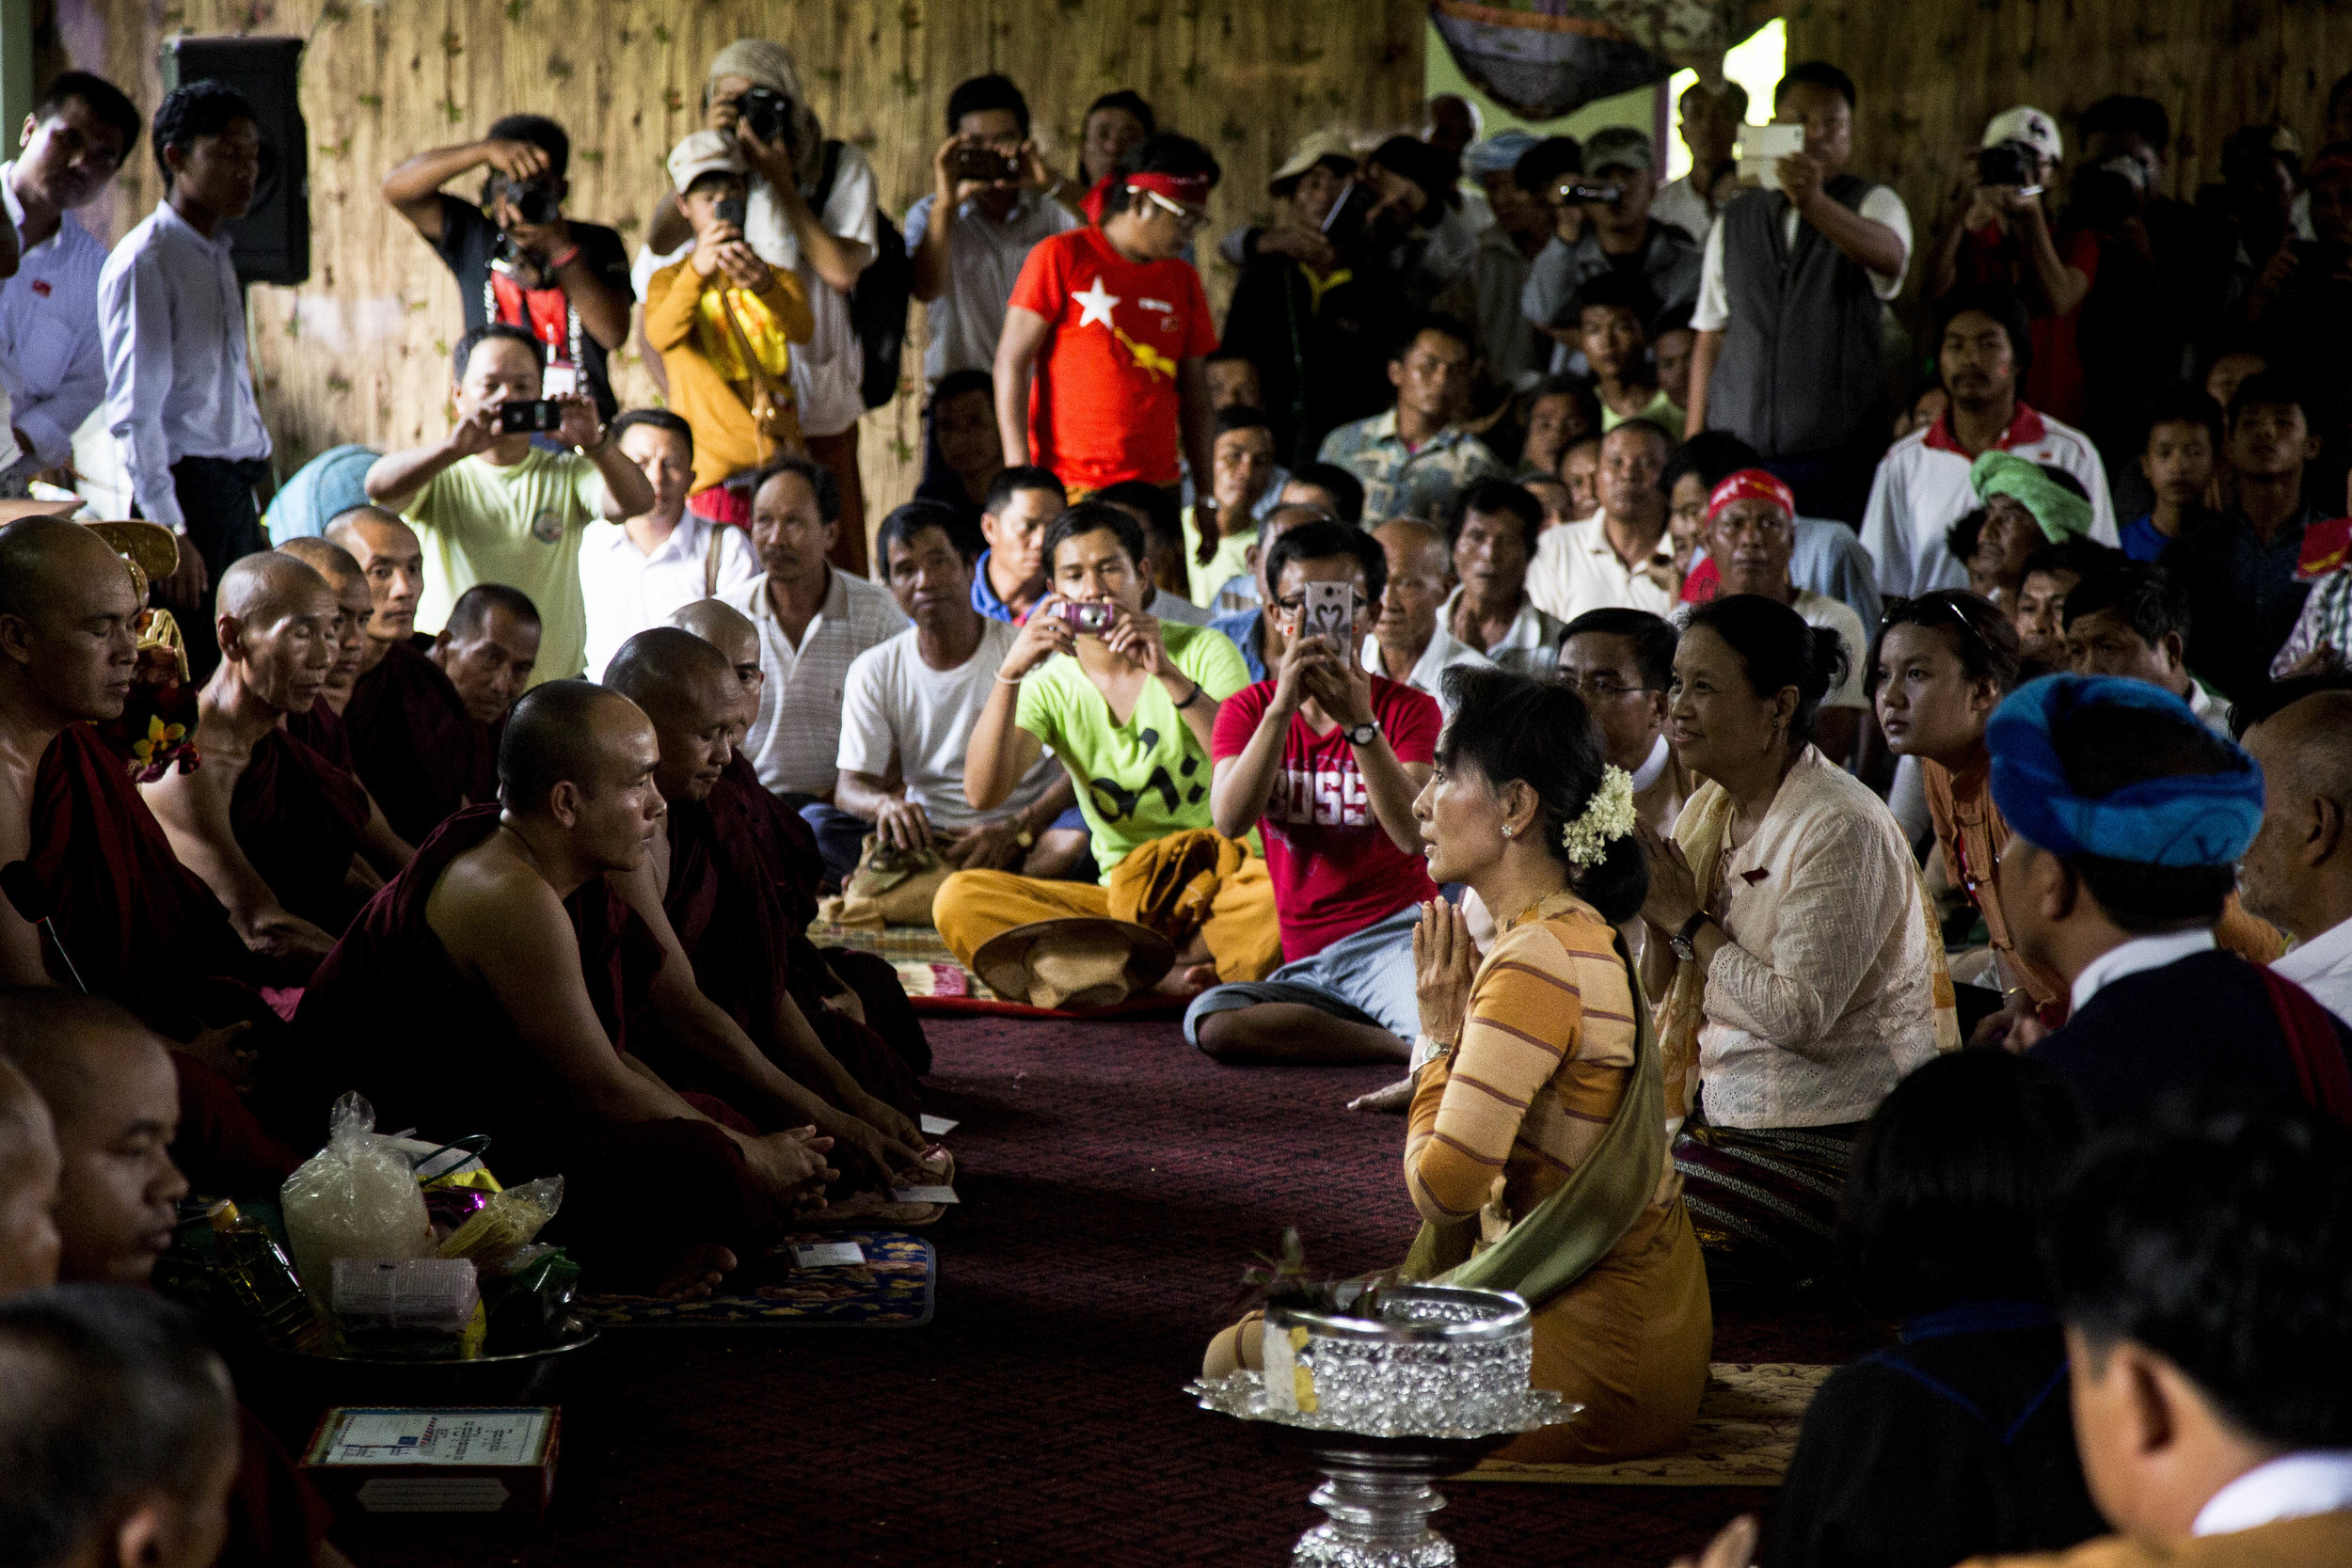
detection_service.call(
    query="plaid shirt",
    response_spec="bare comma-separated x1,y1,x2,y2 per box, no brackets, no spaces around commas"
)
1316,409,1509,524
2273,567,2352,680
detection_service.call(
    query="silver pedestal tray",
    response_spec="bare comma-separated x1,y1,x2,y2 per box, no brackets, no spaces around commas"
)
1187,1370,1579,1567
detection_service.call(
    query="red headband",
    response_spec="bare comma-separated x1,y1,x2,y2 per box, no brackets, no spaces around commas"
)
1706,467,1796,526
1125,171,1213,207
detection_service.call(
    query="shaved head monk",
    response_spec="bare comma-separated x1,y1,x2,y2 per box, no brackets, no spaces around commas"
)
288,682,842,1294
276,538,373,718
430,583,542,727
139,556,413,967
0,990,353,1568
332,507,494,846
671,599,936,1079
605,629,928,1178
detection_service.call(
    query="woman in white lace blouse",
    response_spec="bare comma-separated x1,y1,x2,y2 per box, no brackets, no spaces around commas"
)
1638,593,1954,1294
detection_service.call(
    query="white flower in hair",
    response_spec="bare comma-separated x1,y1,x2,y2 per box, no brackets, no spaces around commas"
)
1560,766,1638,866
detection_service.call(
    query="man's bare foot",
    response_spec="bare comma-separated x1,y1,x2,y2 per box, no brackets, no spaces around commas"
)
1345,1076,1416,1114
1154,961,1216,995
652,1243,738,1300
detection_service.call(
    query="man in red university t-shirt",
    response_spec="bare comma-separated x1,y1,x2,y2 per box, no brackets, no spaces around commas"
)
1184,519,1445,1068
993,133,1223,523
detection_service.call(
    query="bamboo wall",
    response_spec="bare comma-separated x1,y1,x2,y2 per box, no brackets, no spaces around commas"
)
60,0,1428,535
1785,0,2352,296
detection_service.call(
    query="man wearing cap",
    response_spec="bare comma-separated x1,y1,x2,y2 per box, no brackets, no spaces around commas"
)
1702,467,1869,764
1219,133,1406,467
1926,106,2096,427
1687,61,1913,525
1463,131,1549,388
1649,82,1747,245
1987,674,2352,1126
642,131,815,514
906,73,1085,391
1520,125,1701,378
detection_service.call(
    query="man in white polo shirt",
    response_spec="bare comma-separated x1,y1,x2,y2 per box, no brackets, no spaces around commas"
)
1862,284,2114,597
717,457,908,875
578,409,757,678
1526,419,1679,624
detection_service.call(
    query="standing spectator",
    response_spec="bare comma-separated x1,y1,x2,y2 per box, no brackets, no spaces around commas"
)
577,408,757,681
1527,420,1678,623
1700,467,1870,764
1687,62,1914,524
1520,127,1701,377
1359,135,1478,314
2200,125,2304,325
1649,82,1745,245
0,71,135,497
1463,130,1549,388
1863,286,2116,598
98,81,270,685
2121,382,2222,561
1578,273,1683,440
1926,107,2094,426
363,323,656,686
913,368,1003,528
2246,143,2352,396
641,131,815,511
1443,479,1564,674
717,458,909,843
1216,132,1396,467
2165,372,2322,705
1078,90,1154,192
2078,94,2226,376
380,114,634,423
1664,430,1883,629
996,133,1221,507
640,41,883,575
1182,406,1279,607
1361,518,1492,716
1317,313,1508,523
906,73,1084,390
970,465,1065,624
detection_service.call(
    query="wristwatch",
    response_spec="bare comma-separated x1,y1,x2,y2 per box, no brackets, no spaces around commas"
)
1669,911,1712,962
1343,718,1381,748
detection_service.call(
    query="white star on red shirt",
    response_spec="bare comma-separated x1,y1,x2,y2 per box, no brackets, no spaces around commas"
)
1072,276,1120,330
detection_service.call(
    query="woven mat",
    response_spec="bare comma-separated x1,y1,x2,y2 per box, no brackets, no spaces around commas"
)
809,923,1188,1020
1459,1362,1831,1486
574,1229,933,1328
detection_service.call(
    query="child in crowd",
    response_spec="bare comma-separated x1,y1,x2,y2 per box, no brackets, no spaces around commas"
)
2122,381,2221,562
1577,273,1683,442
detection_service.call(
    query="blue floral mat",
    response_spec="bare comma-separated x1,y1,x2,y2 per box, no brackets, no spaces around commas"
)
575,1229,934,1328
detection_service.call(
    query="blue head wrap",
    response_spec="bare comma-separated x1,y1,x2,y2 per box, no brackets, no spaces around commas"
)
1986,674,2265,866
1463,130,1542,178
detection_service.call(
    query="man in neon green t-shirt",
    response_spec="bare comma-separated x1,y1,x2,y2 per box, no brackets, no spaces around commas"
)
363,322,655,684
939,500,1280,996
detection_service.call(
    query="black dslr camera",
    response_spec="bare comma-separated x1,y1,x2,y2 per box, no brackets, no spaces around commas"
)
736,86,793,148
1976,138,2043,195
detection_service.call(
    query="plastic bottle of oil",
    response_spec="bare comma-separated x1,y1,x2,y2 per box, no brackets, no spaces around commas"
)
207,1199,327,1354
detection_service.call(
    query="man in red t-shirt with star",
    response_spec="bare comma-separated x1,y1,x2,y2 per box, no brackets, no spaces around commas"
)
1185,518,1446,1069
994,133,1223,529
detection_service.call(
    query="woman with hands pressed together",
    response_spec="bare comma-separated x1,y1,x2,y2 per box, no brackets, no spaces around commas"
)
1643,594,1954,1297
1203,666,1711,1462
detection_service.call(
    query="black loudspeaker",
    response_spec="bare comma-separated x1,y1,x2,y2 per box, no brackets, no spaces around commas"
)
159,35,310,287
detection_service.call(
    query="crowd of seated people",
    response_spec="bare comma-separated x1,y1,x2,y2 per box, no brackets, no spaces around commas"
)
9,40,2352,1568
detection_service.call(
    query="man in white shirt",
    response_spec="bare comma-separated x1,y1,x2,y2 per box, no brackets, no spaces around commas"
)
905,72,1082,389
717,457,908,871
1862,285,2116,597
1361,519,1491,717
822,501,1087,889
2241,690,2352,1028
1527,420,1679,624
1647,80,1744,245
97,82,272,682
577,409,757,679
1685,61,1913,525
0,72,136,497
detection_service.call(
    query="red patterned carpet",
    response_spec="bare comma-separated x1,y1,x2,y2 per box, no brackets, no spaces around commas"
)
336,1016,1889,1567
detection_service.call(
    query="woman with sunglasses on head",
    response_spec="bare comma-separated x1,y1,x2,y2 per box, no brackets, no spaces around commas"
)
1641,595,1957,1298
1204,665,1712,1463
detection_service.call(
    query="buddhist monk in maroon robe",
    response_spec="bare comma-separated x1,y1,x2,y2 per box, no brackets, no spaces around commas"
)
277,537,373,769
604,629,929,1180
140,556,411,958
0,520,300,1196
288,682,841,1293
671,598,933,1076
330,509,495,845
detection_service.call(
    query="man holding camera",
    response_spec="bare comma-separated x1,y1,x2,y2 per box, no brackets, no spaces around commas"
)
362,323,656,686
1519,127,1701,377
1926,106,2094,427
381,113,635,424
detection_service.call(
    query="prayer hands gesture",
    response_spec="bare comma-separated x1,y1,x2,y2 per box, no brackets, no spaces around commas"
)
1413,899,1477,1050
874,796,934,853
998,595,1078,680
1636,823,1703,935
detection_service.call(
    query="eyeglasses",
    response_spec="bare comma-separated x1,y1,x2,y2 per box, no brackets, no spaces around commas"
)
1556,673,1653,700
1143,188,1210,235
